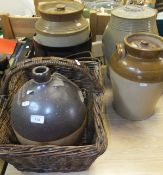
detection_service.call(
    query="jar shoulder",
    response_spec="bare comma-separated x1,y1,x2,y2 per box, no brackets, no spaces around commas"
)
110,52,163,83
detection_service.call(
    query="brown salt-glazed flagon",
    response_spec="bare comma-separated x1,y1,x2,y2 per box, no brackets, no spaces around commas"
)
110,32,163,120
11,66,86,145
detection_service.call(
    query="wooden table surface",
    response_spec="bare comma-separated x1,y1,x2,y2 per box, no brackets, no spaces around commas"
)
5,84,163,175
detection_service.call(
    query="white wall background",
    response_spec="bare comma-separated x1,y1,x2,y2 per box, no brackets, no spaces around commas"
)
0,0,35,16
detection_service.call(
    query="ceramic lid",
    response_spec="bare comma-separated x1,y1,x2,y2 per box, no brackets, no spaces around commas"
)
110,33,163,83
112,5,157,19
38,1,84,21
125,33,163,58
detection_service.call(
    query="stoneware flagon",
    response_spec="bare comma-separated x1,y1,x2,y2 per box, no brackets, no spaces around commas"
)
110,32,163,120
102,5,158,67
11,66,86,145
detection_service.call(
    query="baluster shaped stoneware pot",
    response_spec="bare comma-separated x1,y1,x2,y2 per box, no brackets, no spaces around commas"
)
102,5,158,67
11,66,86,145
110,33,163,120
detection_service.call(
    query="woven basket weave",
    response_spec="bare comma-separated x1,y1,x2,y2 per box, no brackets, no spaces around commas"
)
0,57,107,173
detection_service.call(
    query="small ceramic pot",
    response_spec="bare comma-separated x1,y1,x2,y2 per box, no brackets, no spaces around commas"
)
34,1,90,48
102,5,158,64
11,66,86,145
110,33,163,120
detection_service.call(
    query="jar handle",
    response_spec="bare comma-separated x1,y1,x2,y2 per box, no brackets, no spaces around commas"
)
116,43,126,59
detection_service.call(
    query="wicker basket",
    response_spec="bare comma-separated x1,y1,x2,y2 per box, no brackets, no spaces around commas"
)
0,57,107,173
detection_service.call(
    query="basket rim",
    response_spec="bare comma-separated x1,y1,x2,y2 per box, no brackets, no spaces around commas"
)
1,57,103,95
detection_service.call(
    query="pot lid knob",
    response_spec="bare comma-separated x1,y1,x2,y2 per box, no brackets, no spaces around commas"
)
56,4,66,11
124,32,163,59
140,40,149,47
125,32,163,50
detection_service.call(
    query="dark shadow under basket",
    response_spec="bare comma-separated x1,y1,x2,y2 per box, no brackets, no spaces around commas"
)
0,57,108,173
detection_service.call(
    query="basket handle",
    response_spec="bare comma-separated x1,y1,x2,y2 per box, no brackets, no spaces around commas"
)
1,57,103,95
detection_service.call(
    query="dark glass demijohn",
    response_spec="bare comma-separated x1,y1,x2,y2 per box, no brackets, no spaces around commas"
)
11,66,86,145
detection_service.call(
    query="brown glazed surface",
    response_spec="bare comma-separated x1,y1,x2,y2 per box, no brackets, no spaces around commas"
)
11,66,86,144
110,33,163,83
38,1,84,22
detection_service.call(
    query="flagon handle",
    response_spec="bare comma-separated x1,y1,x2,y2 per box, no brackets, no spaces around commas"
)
1,57,103,95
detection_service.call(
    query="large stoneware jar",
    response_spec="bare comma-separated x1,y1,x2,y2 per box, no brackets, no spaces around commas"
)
102,5,158,64
11,66,86,145
110,33,163,120
33,1,90,57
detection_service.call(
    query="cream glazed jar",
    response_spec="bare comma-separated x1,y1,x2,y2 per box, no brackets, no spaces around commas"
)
110,33,163,120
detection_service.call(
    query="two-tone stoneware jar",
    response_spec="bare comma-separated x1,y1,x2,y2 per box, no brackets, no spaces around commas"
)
102,5,158,65
33,1,90,57
11,66,86,145
110,33,163,120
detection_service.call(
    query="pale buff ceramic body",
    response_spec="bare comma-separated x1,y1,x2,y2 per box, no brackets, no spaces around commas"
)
110,68,163,121
34,29,90,47
14,118,86,145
